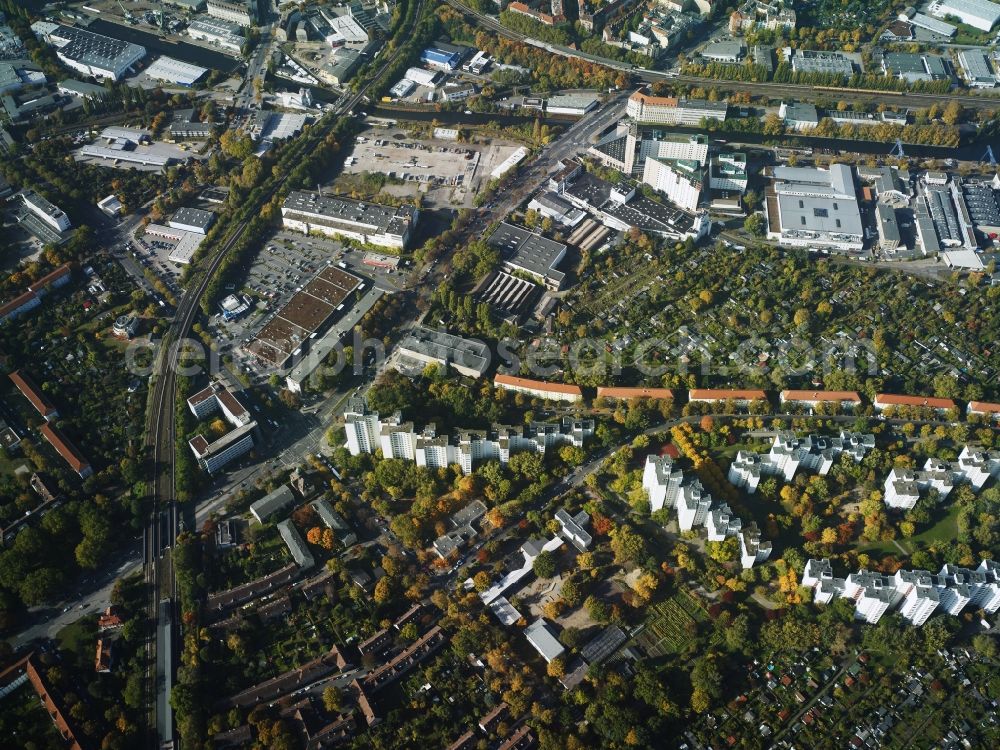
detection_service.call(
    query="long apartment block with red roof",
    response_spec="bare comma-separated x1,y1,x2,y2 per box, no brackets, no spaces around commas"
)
596,386,674,401
40,423,92,478
0,263,73,323
780,390,863,410
688,388,768,405
9,370,59,421
873,393,957,413
968,401,1000,420
493,374,583,403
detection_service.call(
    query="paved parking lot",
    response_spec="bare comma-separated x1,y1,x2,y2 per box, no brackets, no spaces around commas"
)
202,231,395,377
341,127,524,208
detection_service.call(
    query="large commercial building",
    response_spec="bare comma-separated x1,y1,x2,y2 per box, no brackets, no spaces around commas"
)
20,189,71,232
397,326,490,378
929,0,1000,31
187,16,245,52
187,381,256,473
624,91,728,125
245,264,362,368
764,164,864,251
168,207,215,234
31,22,145,81
421,42,466,71
144,56,208,86
957,48,998,87
402,66,438,87
788,49,855,76
206,0,257,26
282,191,418,250
882,52,949,82
487,222,567,290
557,167,711,242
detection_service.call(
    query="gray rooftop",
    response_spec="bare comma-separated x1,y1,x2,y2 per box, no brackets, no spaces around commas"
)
283,190,416,238
487,222,567,287
171,206,215,230
41,23,144,71
525,618,566,663
398,326,490,376
278,519,316,569
250,484,296,522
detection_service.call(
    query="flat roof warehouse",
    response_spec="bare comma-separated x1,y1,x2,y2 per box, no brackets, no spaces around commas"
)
283,191,416,239
245,265,362,367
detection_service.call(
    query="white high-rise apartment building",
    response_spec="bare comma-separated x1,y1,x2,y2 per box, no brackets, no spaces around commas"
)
706,503,741,541
894,570,941,626
677,481,712,531
844,571,898,624
344,400,594,475
729,431,874,493
739,525,772,569
642,455,684,511
883,459,955,509
805,558,1000,624
344,398,381,456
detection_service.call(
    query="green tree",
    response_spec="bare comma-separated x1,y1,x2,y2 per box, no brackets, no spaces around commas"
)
744,212,766,236
533,550,557,579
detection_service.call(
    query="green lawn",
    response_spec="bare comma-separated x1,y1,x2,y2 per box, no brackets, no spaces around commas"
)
858,502,961,557
57,614,98,672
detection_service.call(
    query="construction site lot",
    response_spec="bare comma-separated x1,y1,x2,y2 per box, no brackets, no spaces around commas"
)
337,127,525,208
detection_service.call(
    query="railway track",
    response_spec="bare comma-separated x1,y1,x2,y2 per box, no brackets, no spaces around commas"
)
443,0,1000,111
139,3,425,743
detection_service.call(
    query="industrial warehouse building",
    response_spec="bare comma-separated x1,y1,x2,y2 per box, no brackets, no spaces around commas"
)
31,22,145,81
930,0,1000,31
144,56,208,86
187,16,245,52
168,207,215,234
764,165,864,252
281,191,418,249
487,222,568,291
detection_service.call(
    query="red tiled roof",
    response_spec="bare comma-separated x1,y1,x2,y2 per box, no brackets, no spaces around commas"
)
781,390,862,403
27,263,72,293
494,374,582,396
874,393,956,410
10,370,58,417
40,423,91,475
0,290,38,319
689,388,767,401
968,401,1000,415
596,386,674,400
629,91,679,107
